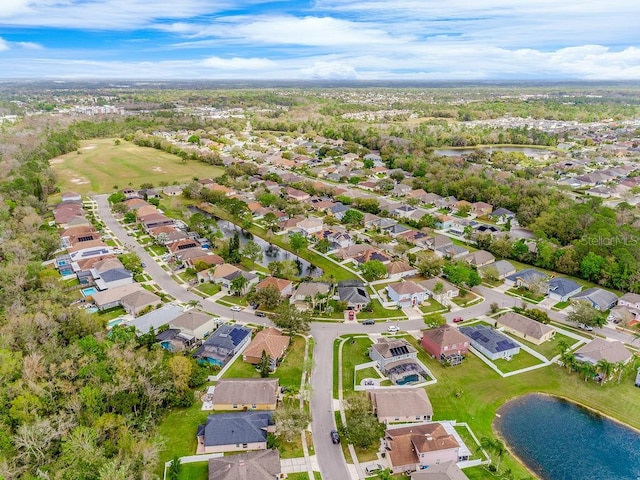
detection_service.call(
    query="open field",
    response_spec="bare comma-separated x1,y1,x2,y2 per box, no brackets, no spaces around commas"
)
49,138,224,196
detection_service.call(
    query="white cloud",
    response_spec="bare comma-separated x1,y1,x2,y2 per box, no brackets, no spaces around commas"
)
0,36,43,51
300,61,359,79
0,38,9,51
201,56,275,70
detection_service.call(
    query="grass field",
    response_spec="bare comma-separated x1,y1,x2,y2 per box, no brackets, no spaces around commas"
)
341,336,374,392
492,348,544,373
49,138,224,196
177,461,208,480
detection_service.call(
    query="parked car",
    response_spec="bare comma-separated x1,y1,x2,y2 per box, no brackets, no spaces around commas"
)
387,325,399,333
365,464,383,475
256,311,266,317
330,430,340,444
141,262,146,268
362,319,375,325
348,311,355,320
250,303,259,310
230,305,242,312
453,317,464,323
578,323,594,331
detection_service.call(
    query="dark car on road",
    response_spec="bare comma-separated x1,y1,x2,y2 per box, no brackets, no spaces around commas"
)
256,311,266,317
362,319,375,325
330,430,340,444
453,317,464,323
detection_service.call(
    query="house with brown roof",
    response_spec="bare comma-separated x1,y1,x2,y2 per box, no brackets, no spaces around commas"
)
139,212,174,231
369,389,433,424
168,238,200,254
386,260,418,280
91,284,161,315
420,278,460,302
574,338,633,366
170,310,218,339
207,450,282,480
243,328,291,371
283,187,310,202
211,378,280,411
471,201,493,217
421,325,471,362
384,423,465,474
463,250,495,267
410,461,469,480
255,277,293,297
495,312,556,345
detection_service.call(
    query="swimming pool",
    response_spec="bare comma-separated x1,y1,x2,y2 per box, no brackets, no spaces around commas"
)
82,287,98,297
86,307,99,313
107,318,125,329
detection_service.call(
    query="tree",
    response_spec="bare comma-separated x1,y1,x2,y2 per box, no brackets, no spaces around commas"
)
242,240,263,264
595,359,615,384
123,212,137,224
264,212,278,233
168,356,193,392
259,350,271,378
415,251,444,277
273,303,311,335
223,232,242,264
343,394,384,449
289,232,308,259
342,209,364,227
230,274,248,296
580,251,607,282
168,456,182,480
568,300,606,328
315,238,331,253
273,402,311,442
250,285,282,310
360,260,387,281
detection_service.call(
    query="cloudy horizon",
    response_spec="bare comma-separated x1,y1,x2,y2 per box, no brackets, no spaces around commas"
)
0,0,639,80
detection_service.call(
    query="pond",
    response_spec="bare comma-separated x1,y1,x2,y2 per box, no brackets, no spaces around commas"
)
188,207,323,278
495,394,640,480
434,146,554,157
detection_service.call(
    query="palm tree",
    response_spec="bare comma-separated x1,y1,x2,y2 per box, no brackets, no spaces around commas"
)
578,362,596,382
595,359,614,384
478,436,497,465
493,438,505,470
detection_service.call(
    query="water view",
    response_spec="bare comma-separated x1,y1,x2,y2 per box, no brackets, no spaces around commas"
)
434,146,554,157
495,394,640,480
188,207,323,278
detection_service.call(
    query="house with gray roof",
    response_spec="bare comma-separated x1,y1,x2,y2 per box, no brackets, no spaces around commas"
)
410,461,469,480
547,277,582,302
130,304,184,336
338,281,371,310
480,259,516,280
459,325,520,360
504,268,548,290
207,450,281,480
574,338,633,366
211,378,279,411
194,324,252,367
196,411,274,454
571,288,618,311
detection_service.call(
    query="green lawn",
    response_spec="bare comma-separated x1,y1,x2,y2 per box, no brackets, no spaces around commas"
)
177,461,208,480
492,348,544,373
193,282,222,297
96,306,127,322
553,300,570,310
341,336,374,392
219,295,248,306
420,299,446,314
333,339,341,399
49,138,224,196
506,287,545,303
147,244,168,256
357,299,406,320
416,338,640,479
451,291,480,307
223,335,306,393
506,331,582,360
355,367,380,385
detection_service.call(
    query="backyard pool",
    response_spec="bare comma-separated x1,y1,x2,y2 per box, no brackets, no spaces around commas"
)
81,287,98,297
86,307,99,313
107,318,126,329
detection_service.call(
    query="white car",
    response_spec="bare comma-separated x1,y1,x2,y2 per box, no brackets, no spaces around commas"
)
387,325,400,333
230,306,242,312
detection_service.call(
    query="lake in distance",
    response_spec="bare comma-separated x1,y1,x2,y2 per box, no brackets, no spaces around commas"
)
495,394,640,480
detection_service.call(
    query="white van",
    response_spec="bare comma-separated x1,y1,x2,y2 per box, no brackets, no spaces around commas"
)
365,464,383,475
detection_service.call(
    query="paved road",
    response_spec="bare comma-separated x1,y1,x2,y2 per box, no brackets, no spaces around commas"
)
94,194,638,480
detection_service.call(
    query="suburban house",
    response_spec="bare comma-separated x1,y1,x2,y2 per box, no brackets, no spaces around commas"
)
495,312,556,345
296,217,324,235
130,304,183,336
471,201,493,217
435,215,454,230
463,250,496,267
489,207,517,225
369,388,433,423
617,292,640,313
386,281,427,308
210,378,280,411
547,277,582,302
194,324,252,367
420,278,460,302
255,277,294,298
384,423,466,474
459,325,521,360
386,260,418,280
337,281,371,310
574,338,633,366
91,284,161,315
436,244,469,259
290,282,331,309
196,411,274,454
87,257,133,290
425,234,453,251
504,268,548,290
327,231,353,249
207,450,283,480
480,259,516,279
421,325,471,363
409,461,469,480
169,309,218,340
242,328,290,371
369,338,426,385
571,288,618,311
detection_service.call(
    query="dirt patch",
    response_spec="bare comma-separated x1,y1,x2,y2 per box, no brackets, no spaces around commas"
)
70,177,90,185
81,144,97,150
50,158,64,164
152,166,166,173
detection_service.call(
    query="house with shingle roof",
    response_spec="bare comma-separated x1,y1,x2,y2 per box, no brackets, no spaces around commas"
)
255,277,293,297
574,338,633,366
463,250,495,267
547,277,582,302
384,423,464,474
409,461,469,480
337,281,371,310
480,259,516,280
421,325,471,361
459,325,521,360
243,328,290,371
211,378,279,411
387,281,426,307
196,411,274,454
386,260,418,280
504,268,547,290
571,288,618,311
369,388,433,423
207,450,282,480
194,324,252,367
495,312,556,345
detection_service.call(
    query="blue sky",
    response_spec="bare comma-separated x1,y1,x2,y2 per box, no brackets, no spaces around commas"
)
0,0,639,79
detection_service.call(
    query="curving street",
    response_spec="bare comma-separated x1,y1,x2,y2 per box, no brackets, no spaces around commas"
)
93,194,637,480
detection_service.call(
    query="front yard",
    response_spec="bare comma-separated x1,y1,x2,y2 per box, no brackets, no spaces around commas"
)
506,287,545,303
450,291,482,307
341,336,375,392
492,348,545,373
